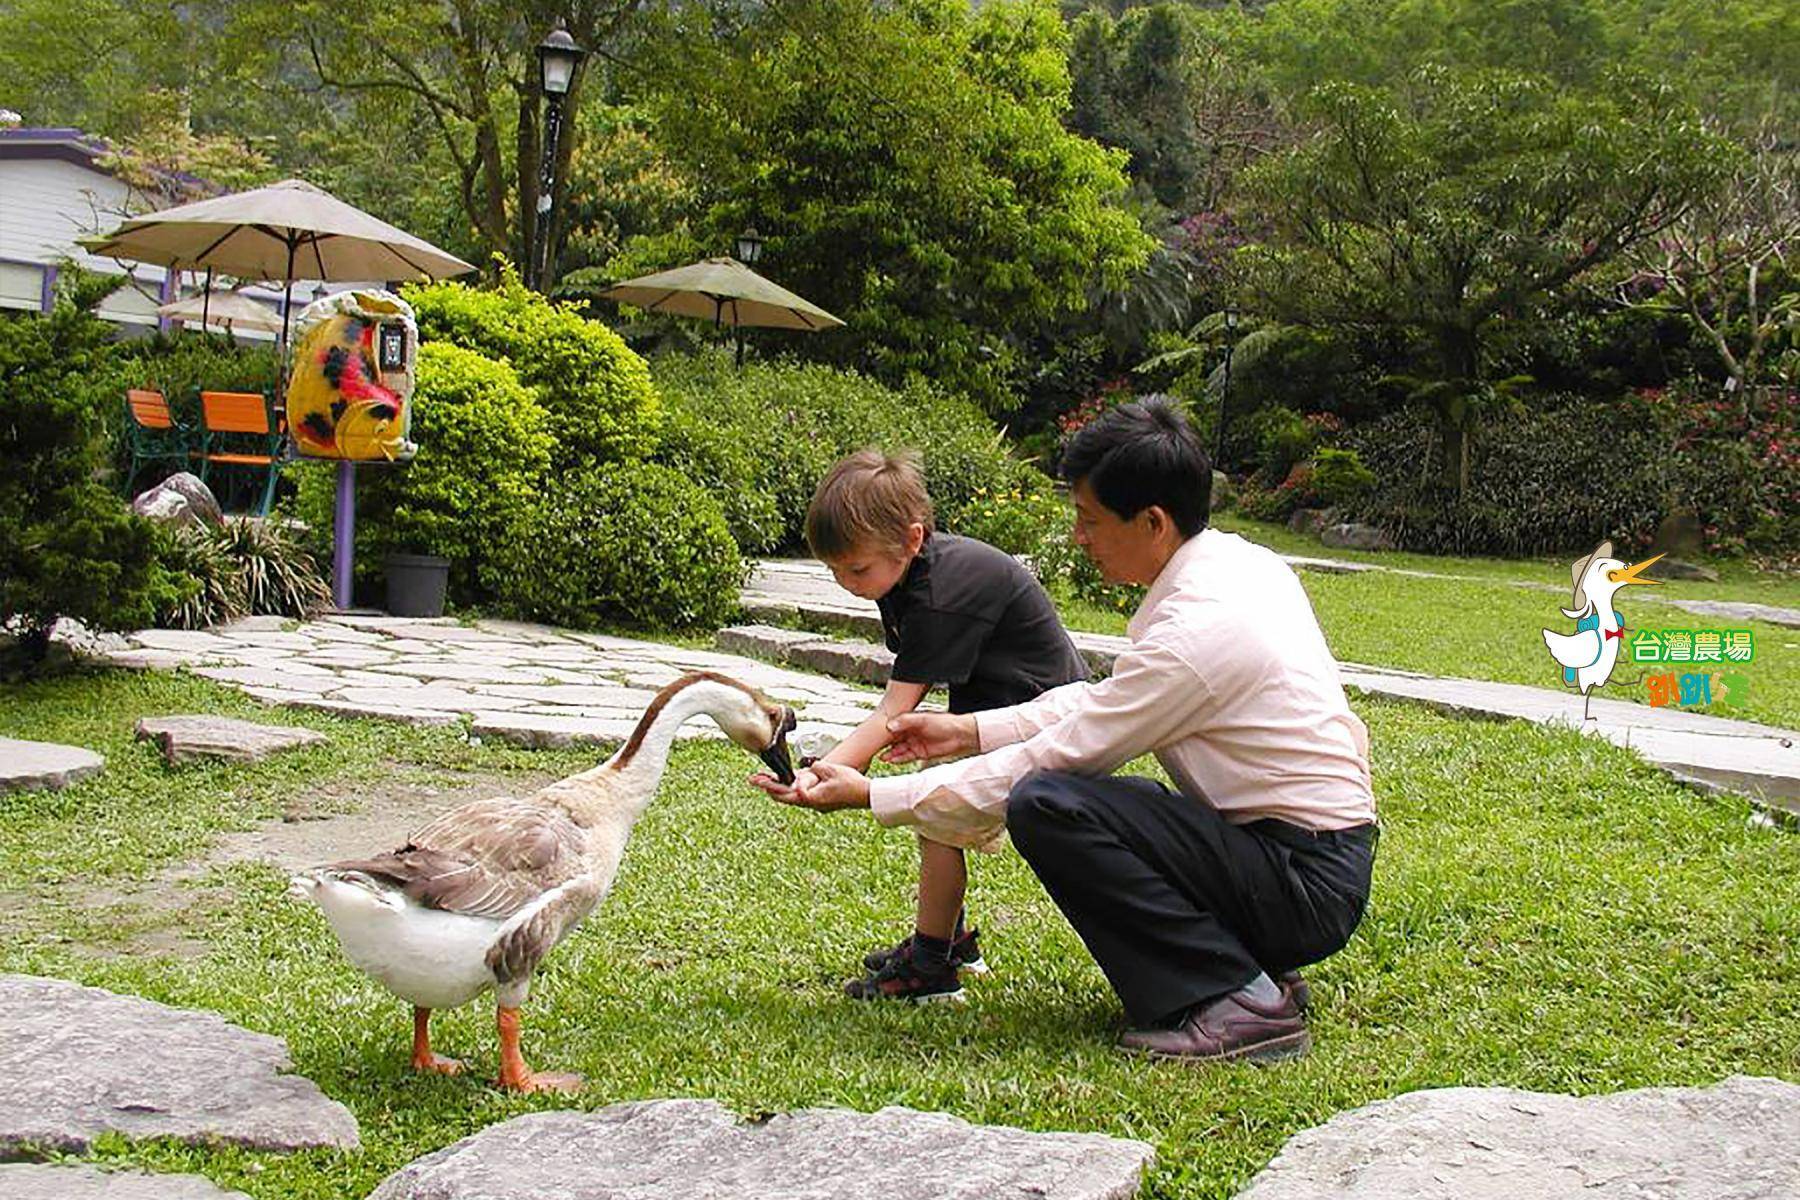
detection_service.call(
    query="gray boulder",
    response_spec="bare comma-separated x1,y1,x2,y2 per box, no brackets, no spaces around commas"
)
131,472,222,529
369,1100,1153,1200
134,714,327,766
1210,469,1236,513
1320,522,1394,552
1287,507,1340,538
1235,1074,1800,1200
0,974,359,1154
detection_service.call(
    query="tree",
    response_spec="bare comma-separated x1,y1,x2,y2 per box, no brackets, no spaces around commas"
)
1240,66,1728,491
1622,128,1800,400
272,0,641,290
623,0,1152,410
0,294,178,675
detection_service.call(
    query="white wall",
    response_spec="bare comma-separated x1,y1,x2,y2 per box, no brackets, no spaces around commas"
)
0,156,170,322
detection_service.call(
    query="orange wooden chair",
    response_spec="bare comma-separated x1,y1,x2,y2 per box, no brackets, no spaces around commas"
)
123,388,195,493
197,390,285,515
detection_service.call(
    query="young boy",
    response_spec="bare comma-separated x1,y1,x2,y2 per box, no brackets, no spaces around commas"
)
754,449,1088,1002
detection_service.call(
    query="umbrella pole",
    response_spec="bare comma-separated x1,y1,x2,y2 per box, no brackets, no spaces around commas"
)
276,239,297,417
333,461,356,610
201,266,212,329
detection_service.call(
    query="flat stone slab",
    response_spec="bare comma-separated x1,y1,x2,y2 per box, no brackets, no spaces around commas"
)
1235,1074,1800,1200
367,1100,1153,1200
0,974,359,1154
0,1164,251,1199
134,715,327,766
0,738,104,793
1341,669,1800,809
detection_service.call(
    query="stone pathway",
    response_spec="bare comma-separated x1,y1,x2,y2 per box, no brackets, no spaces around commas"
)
368,1100,1153,1200
739,561,1800,813
0,737,104,794
134,714,326,766
98,613,885,754
0,974,359,1155
1235,1074,1800,1200
0,1164,250,1200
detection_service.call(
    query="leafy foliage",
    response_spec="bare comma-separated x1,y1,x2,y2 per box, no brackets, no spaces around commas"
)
649,350,1048,555
490,463,744,631
628,0,1152,410
404,270,661,466
0,306,178,673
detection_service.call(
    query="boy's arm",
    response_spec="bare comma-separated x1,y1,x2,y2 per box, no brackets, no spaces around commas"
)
818,679,930,772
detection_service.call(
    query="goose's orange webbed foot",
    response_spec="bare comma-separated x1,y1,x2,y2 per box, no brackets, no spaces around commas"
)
495,1005,584,1094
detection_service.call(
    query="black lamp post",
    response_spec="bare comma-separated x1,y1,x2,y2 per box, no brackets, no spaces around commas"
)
1215,307,1238,464
731,227,763,366
533,23,586,292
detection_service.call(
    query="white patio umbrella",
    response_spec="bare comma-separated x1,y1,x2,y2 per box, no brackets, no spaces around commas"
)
156,288,284,335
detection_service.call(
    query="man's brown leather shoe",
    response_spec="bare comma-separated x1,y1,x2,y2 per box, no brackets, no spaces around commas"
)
1118,986,1310,1063
1279,969,1310,1012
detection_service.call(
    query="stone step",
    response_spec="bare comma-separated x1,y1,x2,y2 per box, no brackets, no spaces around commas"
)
0,738,104,794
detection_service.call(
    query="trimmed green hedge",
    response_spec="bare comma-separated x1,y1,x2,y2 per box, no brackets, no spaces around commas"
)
404,271,660,466
490,463,744,631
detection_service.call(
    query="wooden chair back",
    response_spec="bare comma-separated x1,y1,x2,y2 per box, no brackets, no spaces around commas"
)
126,389,175,430
199,390,273,435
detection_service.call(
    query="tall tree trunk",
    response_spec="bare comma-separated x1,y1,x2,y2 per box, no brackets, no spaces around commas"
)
1438,323,1480,495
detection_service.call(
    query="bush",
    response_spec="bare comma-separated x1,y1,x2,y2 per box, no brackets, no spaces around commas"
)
404,269,660,466
651,350,1046,555
1340,394,1671,555
490,463,744,631
0,306,179,672
1311,447,1377,507
291,343,556,605
152,518,331,630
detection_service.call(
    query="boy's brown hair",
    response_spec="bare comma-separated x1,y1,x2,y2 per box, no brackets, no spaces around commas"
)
805,449,935,559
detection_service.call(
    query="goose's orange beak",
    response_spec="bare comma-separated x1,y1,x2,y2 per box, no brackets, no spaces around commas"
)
1607,555,1665,586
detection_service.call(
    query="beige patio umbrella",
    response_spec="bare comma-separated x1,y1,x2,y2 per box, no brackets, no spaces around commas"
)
600,256,843,365
84,178,475,359
156,288,284,335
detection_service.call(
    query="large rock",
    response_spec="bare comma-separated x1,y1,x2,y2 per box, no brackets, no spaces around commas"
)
368,1100,1154,1200
1320,522,1395,552
1235,1075,1800,1200
1644,555,1720,583
134,715,328,766
1287,507,1340,538
131,473,223,529
0,974,359,1154
0,1164,251,1199
1210,468,1236,513
0,737,103,793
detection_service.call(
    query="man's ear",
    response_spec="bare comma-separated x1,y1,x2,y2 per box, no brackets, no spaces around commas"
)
906,522,926,555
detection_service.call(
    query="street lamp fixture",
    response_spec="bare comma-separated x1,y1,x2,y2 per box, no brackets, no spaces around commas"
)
734,227,765,265
532,23,587,291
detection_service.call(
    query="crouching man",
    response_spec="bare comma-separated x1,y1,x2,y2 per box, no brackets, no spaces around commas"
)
757,397,1377,1062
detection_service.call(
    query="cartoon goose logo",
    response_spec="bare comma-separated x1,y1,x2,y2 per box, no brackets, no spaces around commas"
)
1542,540,1664,721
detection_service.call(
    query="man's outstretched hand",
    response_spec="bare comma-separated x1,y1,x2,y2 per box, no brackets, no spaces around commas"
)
880,711,979,764
749,761,871,811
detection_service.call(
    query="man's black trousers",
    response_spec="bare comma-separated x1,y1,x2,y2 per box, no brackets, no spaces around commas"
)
1007,770,1376,1027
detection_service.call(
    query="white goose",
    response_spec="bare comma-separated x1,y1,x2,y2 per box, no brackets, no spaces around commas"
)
291,671,796,1093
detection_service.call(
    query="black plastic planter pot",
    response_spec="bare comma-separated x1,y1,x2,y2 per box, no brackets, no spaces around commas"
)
384,553,450,618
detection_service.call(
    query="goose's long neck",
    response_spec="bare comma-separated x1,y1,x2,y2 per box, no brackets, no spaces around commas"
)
540,678,744,838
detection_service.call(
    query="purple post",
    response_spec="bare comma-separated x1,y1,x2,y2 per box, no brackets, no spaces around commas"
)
332,460,356,610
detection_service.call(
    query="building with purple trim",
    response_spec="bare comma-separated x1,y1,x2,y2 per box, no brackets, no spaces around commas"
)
0,126,323,335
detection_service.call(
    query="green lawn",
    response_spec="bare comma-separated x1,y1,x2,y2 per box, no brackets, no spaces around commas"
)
1058,543,1800,732
3,670,1797,1198
1211,513,1800,611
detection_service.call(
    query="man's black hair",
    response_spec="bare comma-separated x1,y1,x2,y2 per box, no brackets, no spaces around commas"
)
1059,394,1212,537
